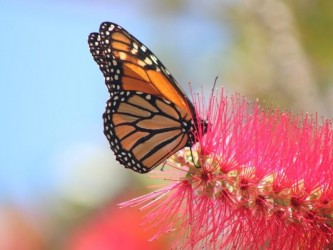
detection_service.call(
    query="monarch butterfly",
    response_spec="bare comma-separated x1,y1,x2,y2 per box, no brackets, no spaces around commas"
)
88,22,205,173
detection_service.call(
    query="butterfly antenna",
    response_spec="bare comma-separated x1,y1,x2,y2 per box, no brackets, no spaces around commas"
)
212,76,218,96
201,76,219,131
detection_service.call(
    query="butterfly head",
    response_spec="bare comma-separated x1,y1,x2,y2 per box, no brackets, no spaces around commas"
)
187,118,208,147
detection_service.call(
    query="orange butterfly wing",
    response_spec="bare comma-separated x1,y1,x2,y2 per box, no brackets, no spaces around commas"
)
88,22,199,173
89,22,195,116
103,91,193,173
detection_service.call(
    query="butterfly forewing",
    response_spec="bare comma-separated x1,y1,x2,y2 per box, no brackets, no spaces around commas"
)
88,33,110,78
104,91,192,173
96,22,195,114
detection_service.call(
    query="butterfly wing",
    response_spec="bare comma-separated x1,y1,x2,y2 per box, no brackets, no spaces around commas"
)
88,22,196,116
104,91,193,173
88,22,201,173
88,32,110,79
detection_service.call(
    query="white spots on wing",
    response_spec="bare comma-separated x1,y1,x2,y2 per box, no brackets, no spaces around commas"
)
141,45,147,52
150,55,158,64
144,57,152,65
131,43,139,54
119,52,127,60
131,48,138,54
159,66,169,75
138,60,146,67
109,24,115,31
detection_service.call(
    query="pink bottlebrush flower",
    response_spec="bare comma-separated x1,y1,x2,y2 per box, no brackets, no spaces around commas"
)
120,89,333,249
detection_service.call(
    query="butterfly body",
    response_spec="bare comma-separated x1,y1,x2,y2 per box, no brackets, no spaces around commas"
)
88,22,203,173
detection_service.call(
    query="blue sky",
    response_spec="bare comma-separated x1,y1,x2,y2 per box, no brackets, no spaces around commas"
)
0,1,230,207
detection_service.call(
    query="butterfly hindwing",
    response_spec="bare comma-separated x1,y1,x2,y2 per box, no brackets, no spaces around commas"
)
103,91,193,173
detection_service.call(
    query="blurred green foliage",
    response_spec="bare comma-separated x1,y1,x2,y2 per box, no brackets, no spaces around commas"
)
287,0,333,87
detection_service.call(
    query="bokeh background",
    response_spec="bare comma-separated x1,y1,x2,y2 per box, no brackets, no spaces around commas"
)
1,0,333,249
